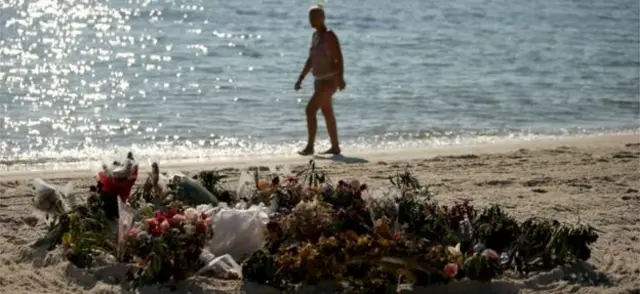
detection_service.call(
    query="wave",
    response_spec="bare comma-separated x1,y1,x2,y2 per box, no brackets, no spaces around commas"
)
1,127,637,173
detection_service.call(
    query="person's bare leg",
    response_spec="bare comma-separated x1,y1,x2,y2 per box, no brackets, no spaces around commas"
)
320,98,340,155
298,91,324,156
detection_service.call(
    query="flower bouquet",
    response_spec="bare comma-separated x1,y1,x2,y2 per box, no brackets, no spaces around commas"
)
60,191,117,268
31,184,116,268
124,201,214,288
32,178,76,217
97,152,139,219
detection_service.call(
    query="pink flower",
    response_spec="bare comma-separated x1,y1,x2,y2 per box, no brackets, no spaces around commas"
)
160,220,171,230
172,214,186,223
127,228,138,239
443,263,458,278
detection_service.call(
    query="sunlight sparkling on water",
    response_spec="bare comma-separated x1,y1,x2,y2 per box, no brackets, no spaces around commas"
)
0,0,638,170
1,0,262,159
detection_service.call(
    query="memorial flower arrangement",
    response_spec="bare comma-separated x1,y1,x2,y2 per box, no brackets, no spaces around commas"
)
124,200,214,287
30,157,600,292
242,162,600,292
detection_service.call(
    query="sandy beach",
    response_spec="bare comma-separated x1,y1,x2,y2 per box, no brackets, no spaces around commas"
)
0,133,639,294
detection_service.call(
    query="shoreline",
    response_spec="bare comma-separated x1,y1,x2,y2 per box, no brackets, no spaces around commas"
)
0,132,637,182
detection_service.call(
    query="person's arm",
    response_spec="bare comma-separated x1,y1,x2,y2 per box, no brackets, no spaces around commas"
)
298,56,312,81
326,31,344,79
297,32,316,82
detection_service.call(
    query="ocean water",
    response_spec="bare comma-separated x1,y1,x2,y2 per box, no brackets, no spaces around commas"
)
0,0,638,171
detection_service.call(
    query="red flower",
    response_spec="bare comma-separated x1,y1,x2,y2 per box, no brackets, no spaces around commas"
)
165,209,178,219
151,225,163,237
155,210,166,223
146,218,158,228
195,221,208,233
168,218,179,227
392,232,402,240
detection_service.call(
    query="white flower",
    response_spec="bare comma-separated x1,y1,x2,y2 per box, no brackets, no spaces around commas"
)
184,224,196,235
184,208,199,223
350,179,360,190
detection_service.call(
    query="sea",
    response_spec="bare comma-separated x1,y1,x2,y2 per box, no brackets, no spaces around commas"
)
0,0,639,172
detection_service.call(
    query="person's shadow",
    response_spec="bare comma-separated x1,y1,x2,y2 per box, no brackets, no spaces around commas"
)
313,154,369,164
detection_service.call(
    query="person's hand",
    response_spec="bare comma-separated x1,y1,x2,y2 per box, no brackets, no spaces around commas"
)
338,77,346,91
294,78,303,91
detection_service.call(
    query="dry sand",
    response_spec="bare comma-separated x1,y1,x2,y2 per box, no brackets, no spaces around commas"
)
0,133,639,294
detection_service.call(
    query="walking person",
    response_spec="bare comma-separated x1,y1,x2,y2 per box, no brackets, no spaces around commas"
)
295,4,346,156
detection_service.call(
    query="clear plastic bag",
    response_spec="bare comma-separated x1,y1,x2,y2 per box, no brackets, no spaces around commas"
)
206,205,270,261
96,151,139,180
196,249,242,278
32,178,75,216
236,171,256,200
117,197,135,259
104,158,138,180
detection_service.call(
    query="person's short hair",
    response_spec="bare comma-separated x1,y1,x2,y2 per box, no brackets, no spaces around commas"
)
309,4,325,17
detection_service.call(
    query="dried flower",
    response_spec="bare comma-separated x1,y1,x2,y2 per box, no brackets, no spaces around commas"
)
258,179,270,190
322,183,334,196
